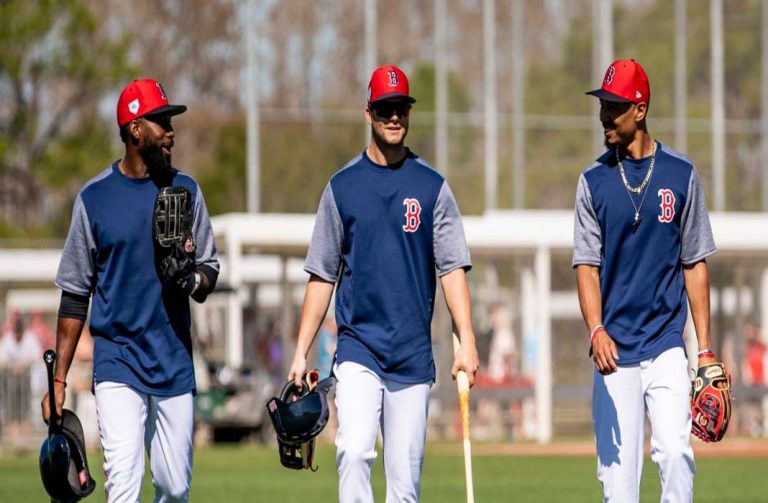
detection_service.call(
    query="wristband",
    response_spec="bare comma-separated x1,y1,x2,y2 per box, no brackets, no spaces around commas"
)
54,377,67,388
589,324,605,344
190,271,201,295
698,348,715,357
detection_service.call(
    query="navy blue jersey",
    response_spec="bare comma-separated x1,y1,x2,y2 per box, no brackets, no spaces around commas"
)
56,161,219,396
305,150,471,383
572,142,716,364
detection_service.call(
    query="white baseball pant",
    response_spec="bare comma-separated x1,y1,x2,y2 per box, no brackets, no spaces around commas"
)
333,361,431,503
592,347,695,503
95,382,194,503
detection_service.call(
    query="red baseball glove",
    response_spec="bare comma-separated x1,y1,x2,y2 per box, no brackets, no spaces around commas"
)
690,361,732,442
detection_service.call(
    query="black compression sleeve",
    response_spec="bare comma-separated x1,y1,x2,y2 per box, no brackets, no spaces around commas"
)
198,264,218,293
58,290,90,321
190,264,219,303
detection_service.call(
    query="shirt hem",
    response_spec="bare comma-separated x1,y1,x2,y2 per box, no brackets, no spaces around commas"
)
572,258,601,268
304,265,339,283
680,247,717,266
437,262,472,277
614,340,685,366
94,377,196,397
335,356,434,384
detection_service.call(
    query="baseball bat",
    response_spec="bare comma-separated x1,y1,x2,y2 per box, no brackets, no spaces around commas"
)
43,349,59,432
452,333,475,503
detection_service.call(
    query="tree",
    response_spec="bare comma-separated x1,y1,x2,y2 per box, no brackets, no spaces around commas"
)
0,0,133,236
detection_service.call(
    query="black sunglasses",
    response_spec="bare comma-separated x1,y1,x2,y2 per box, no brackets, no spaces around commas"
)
370,102,411,119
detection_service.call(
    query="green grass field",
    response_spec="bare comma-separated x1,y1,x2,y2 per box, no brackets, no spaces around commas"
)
2,442,766,502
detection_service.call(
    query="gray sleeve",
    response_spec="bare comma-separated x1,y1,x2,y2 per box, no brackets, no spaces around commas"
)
572,174,602,267
55,194,96,296
192,185,220,272
680,168,717,264
433,181,472,276
304,183,343,282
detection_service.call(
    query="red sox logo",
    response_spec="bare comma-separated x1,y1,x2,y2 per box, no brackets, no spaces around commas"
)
605,65,616,85
658,189,675,223
156,81,168,101
403,198,421,232
388,70,399,87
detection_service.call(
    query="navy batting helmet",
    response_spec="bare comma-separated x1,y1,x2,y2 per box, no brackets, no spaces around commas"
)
39,409,96,502
266,370,336,470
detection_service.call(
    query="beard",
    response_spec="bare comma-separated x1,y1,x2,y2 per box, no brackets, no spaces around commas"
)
141,145,174,187
141,145,172,175
139,147,171,174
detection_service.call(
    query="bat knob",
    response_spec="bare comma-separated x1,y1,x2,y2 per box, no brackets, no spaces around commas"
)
43,350,56,364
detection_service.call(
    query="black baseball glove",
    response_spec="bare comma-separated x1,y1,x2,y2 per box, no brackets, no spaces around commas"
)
691,361,732,443
153,186,197,294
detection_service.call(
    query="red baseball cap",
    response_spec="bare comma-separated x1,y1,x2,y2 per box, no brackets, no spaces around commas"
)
367,65,416,104
116,78,187,126
586,59,650,104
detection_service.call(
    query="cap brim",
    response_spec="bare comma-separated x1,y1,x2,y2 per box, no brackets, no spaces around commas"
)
585,89,633,103
369,92,417,104
144,104,188,118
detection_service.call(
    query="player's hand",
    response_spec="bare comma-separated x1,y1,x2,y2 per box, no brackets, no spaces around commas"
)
287,354,308,391
698,353,717,366
452,341,480,387
591,330,619,375
41,382,66,425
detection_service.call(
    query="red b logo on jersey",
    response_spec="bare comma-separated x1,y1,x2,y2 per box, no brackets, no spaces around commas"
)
658,189,676,223
403,198,421,232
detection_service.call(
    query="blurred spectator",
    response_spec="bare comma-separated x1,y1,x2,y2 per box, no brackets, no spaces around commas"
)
242,307,260,368
267,320,283,387
0,312,42,451
744,324,765,386
722,330,737,382
28,309,55,351
0,312,42,370
477,316,493,370
314,315,337,379
0,308,19,334
487,304,517,382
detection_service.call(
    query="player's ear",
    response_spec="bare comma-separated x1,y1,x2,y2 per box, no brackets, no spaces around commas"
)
364,106,373,126
129,120,141,146
634,102,648,122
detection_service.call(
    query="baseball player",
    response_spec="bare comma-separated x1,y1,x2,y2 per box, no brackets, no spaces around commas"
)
41,78,219,502
287,64,479,502
573,59,717,502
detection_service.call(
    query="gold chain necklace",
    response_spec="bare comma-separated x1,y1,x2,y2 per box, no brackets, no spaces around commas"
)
616,142,657,229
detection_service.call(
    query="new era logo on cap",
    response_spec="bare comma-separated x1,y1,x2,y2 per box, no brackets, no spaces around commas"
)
116,78,187,126
367,64,416,104
586,59,650,104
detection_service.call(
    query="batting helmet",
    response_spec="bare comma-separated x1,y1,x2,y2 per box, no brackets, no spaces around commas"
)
39,409,96,503
266,370,336,470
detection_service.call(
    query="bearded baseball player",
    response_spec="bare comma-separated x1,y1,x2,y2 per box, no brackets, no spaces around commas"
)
41,78,219,502
573,59,719,502
287,64,479,502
